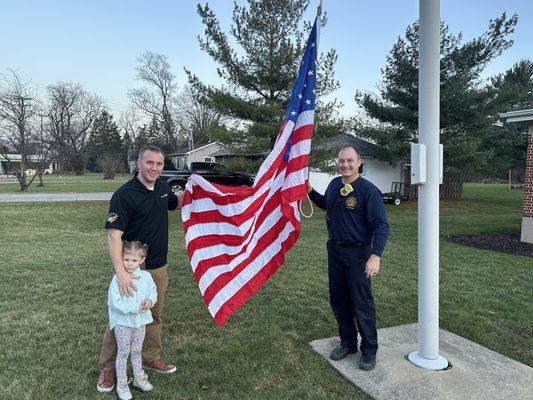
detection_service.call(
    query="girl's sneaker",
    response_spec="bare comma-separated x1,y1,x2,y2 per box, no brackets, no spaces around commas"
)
116,378,133,400
133,370,154,392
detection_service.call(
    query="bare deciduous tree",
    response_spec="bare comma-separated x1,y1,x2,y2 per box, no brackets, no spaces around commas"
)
0,70,43,191
33,113,57,186
119,108,142,149
46,82,103,175
129,51,179,149
176,85,224,146
97,153,123,179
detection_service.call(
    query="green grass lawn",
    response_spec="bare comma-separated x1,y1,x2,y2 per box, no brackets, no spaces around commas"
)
0,184,531,399
0,173,130,193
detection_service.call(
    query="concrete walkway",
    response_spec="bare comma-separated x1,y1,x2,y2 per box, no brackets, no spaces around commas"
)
0,192,113,202
310,323,533,400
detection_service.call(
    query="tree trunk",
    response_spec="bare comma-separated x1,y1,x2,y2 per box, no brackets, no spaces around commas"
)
17,173,28,192
72,160,85,175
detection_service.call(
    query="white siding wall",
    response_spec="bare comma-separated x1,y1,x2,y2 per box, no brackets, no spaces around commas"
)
187,143,224,163
360,158,404,193
172,143,225,169
309,169,337,194
309,158,403,194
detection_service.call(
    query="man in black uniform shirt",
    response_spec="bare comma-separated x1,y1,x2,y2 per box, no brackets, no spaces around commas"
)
308,145,389,370
97,145,184,393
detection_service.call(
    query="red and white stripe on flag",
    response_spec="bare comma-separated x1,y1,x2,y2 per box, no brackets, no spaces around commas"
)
181,20,318,327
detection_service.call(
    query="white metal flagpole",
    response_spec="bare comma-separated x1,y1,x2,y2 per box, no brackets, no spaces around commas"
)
302,0,323,190
408,0,449,370
317,0,323,46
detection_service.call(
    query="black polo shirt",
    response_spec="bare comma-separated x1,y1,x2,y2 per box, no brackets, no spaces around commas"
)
105,176,179,269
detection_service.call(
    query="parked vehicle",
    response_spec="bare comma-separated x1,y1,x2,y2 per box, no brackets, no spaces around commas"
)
160,162,255,194
381,181,410,206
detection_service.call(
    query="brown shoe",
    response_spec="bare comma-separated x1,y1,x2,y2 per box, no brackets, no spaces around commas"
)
96,365,115,392
144,358,177,373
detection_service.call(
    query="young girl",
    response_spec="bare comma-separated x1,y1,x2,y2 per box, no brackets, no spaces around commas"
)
108,241,157,400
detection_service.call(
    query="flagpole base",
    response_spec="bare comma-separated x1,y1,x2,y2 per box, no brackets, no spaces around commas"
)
408,351,449,370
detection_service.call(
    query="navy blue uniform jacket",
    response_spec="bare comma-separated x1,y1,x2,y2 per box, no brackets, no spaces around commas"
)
309,176,389,257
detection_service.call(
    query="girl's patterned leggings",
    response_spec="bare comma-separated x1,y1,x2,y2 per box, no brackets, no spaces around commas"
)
114,325,146,383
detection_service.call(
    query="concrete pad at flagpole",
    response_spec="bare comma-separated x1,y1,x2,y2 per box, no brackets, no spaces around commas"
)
310,324,533,400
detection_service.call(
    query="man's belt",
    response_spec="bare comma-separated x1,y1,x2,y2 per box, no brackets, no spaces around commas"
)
330,240,370,248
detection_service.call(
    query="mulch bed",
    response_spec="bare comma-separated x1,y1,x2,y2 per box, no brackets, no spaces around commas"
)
447,231,533,258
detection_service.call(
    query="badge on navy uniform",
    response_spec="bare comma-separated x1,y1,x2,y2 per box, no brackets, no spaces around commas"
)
346,196,356,209
340,183,353,196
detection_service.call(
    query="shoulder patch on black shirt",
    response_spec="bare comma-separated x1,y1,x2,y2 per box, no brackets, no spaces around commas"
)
107,213,119,223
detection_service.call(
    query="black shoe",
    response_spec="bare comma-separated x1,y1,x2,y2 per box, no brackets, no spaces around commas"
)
329,345,357,361
359,354,376,370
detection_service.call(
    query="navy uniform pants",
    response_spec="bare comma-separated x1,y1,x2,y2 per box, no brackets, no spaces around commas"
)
327,240,378,356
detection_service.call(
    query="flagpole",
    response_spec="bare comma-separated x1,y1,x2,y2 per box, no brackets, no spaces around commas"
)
317,0,323,47
301,0,323,213
408,0,448,370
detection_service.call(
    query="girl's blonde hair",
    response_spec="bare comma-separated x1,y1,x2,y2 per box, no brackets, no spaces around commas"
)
122,240,148,262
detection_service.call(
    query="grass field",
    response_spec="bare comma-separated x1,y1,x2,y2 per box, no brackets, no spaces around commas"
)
0,173,130,193
0,184,531,399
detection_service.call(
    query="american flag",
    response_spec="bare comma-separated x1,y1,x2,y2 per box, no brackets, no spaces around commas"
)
182,20,318,327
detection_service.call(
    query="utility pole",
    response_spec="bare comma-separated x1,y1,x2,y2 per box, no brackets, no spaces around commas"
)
12,95,33,190
38,113,46,186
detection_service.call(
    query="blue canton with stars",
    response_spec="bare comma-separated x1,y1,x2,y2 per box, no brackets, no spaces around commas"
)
284,20,317,123
282,19,318,162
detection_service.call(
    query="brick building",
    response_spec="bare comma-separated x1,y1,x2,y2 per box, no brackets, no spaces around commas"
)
500,109,533,244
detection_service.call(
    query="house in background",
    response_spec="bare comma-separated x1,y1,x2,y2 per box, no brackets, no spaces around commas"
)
169,135,407,195
310,133,464,200
209,148,268,163
0,153,59,176
166,142,225,170
164,134,464,202
309,133,405,195
500,108,533,244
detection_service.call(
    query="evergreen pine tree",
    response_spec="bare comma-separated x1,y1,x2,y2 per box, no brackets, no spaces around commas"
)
87,111,123,172
354,13,518,176
187,0,343,163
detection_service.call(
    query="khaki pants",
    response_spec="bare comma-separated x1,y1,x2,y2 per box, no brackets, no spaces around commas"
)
99,265,169,367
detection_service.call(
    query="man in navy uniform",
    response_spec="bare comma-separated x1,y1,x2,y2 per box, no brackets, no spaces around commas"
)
308,144,389,370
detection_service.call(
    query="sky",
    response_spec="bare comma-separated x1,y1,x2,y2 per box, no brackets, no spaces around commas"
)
0,0,531,118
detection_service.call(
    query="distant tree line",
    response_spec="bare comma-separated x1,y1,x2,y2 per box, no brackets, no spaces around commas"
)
1,0,531,193
0,61,225,191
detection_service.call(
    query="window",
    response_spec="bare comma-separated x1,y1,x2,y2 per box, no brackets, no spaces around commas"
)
204,157,214,162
